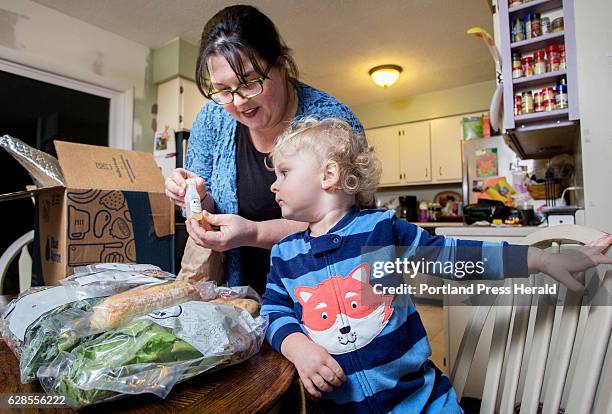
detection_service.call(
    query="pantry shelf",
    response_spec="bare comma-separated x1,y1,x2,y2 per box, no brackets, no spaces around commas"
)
514,108,569,124
511,31,564,53
509,0,563,15
512,70,567,89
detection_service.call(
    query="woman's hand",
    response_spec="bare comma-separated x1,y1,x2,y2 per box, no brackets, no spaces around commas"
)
185,211,258,252
528,234,612,293
280,333,346,398
164,168,206,207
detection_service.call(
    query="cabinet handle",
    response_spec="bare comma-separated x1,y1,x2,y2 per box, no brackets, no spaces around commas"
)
425,168,428,177
439,166,442,176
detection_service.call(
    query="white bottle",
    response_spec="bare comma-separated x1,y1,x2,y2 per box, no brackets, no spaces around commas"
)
184,178,203,220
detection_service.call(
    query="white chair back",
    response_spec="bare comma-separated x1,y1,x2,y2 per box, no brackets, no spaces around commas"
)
451,225,611,414
0,230,34,294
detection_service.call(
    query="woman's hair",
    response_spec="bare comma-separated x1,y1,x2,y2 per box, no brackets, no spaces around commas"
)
270,117,381,207
196,5,299,97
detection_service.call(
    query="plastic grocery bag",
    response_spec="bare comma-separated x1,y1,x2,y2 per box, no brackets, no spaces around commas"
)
1,265,178,384
61,263,175,289
38,297,268,409
1,285,111,383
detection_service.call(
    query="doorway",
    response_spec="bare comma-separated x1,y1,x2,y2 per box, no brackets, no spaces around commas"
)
0,69,110,291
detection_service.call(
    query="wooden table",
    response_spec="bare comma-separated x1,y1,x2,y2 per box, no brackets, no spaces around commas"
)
0,295,297,413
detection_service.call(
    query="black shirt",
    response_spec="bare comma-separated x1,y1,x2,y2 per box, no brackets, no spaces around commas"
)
236,123,282,294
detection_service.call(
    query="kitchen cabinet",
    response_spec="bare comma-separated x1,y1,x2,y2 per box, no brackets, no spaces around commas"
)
430,116,464,182
497,0,579,159
400,122,432,184
367,117,465,187
367,121,432,186
366,125,402,186
157,77,208,132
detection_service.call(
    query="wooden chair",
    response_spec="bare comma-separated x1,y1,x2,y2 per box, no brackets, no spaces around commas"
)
451,225,611,414
0,230,34,294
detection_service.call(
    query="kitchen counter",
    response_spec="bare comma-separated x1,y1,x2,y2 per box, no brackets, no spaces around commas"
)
435,225,542,237
410,222,465,228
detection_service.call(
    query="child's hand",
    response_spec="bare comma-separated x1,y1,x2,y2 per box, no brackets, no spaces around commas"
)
528,234,612,292
280,332,346,398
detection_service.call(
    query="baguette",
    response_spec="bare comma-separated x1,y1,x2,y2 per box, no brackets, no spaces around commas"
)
210,298,260,316
90,280,199,330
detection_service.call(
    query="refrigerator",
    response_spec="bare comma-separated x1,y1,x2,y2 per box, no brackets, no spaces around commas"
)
462,135,531,204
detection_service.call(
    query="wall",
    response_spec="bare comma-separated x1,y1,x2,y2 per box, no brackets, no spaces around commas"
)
573,0,612,233
352,80,495,206
0,0,155,152
351,80,496,129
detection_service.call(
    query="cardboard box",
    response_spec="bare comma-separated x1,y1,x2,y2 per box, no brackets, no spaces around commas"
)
4,141,174,285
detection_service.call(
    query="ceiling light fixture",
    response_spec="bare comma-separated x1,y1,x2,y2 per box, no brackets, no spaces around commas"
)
368,64,403,88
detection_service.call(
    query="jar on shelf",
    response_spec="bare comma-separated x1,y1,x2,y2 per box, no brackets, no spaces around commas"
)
530,13,542,38
521,56,534,76
555,84,568,109
522,91,534,114
551,57,561,72
534,90,544,112
559,44,566,69
534,50,547,74
512,18,525,42
512,53,523,78
545,44,559,71
552,17,564,33
544,99,556,112
509,0,523,7
541,17,551,34
556,84,568,109
543,87,556,101
515,94,523,115
525,13,533,40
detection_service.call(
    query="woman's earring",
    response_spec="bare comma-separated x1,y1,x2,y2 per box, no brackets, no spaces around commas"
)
263,155,274,170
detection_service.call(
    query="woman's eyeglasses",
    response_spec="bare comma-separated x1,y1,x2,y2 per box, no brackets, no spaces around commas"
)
208,62,274,105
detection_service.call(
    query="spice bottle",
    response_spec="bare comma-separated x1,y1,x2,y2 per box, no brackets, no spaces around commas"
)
512,18,525,42
521,56,534,76
534,50,547,74
534,90,544,112
515,94,523,116
545,45,559,71
559,44,566,70
541,17,550,34
522,91,534,114
525,13,533,40
512,53,523,78
185,178,203,220
531,13,541,37
556,84,568,109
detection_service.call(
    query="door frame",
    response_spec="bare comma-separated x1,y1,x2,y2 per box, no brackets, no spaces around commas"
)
0,55,133,149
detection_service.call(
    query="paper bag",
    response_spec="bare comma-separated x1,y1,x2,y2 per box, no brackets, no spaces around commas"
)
177,237,226,284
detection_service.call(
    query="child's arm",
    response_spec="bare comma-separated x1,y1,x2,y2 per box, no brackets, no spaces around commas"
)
393,217,612,292
261,246,346,397
281,332,347,398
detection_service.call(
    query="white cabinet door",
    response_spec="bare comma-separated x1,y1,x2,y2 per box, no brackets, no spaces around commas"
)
157,78,181,131
181,78,208,130
366,126,401,186
399,121,432,184
430,116,463,183
157,77,208,131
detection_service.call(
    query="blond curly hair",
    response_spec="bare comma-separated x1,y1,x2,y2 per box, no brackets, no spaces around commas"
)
270,117,381,206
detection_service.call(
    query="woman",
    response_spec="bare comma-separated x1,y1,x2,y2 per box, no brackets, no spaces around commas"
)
165,5,363,294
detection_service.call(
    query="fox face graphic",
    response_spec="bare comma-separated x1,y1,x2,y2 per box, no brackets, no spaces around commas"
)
294,263,394,354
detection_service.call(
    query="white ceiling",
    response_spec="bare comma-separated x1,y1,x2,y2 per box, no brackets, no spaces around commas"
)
32,0,496,107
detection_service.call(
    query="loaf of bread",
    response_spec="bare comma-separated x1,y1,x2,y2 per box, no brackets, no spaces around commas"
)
90,280,199,330
210,298,260,316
